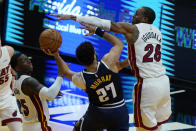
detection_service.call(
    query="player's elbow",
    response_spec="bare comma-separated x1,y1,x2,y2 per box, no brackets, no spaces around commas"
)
62,71,73,81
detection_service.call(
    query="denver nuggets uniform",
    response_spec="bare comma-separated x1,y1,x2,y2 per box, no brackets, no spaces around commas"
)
13,75,51,131
0,47,21,125
128,23,171,130
73,60,129,131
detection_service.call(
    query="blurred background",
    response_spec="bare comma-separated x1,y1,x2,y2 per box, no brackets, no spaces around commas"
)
0,0,196,130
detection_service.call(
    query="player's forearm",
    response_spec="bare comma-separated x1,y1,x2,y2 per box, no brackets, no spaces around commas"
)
54,54,74,80
54,54,70,75
76,16,111,30
39,76,63,100
103,32,123,47
58,15,126,33
117,59,130,70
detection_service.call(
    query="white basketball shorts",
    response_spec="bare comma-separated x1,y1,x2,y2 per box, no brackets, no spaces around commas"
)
133,75,171,130
0,95,22,126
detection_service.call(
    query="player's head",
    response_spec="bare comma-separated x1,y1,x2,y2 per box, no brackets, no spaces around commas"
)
132,7,156,24
76,41,97,66
10,53,33,75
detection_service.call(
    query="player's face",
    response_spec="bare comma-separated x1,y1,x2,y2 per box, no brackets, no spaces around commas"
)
132,8,146,24
17,54,33,73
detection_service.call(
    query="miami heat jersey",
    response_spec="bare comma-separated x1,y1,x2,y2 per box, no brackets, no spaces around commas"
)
13,75,50,124
0,47,13,100
128,23,166,78
81,60,124,107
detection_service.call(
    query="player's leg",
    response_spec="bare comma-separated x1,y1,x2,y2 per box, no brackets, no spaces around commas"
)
133,78,159,130
1,109,22,131
105,104,129,131
73,106,103,131
0,96,22,131
136,126,162,131
7,122,22,131
136,127,150,131
155,125,162,131
73,117,102,131
156,75,171,127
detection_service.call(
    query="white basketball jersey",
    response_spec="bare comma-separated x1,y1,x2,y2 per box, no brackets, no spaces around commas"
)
0,47,13,100
13,75,50,124
128,23,166,78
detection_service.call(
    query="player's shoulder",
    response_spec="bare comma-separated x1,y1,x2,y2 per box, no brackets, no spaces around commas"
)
122,22,136,31
72,72,86,90
22,76,40,87
4,45,14,57
72,72,82,81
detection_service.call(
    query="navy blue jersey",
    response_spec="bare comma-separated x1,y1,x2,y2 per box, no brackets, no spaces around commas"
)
82,61,124,107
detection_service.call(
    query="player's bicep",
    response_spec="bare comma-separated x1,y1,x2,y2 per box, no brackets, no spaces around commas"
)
21,77,44,96
63,70,76,81
110,22,132,34
103,44,124,65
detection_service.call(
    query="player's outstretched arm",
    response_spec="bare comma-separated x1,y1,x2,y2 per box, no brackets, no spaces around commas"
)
80,23,124,72
42,49,87,91
21,76,63,101
50,14,133,34
42,49,76,81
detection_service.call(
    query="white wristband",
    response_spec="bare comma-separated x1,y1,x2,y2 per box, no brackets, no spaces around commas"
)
76,16,111,30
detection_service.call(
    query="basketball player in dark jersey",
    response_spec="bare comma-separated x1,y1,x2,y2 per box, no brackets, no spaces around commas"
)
43,24,129,131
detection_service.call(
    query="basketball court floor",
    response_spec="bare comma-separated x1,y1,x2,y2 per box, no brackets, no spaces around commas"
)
0,89,195,131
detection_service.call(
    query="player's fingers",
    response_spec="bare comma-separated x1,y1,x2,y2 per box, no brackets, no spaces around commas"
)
85,33,93,36
55,96,62,99
79,26,86,30
84,33,90,36
42,49,48,54
79,22,86,26
89,32,94,35
46,49,54,55
58,92,63,96
57,18,64,21
50,14,60,17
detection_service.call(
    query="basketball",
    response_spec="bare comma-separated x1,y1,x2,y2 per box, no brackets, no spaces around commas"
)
39,29,62,53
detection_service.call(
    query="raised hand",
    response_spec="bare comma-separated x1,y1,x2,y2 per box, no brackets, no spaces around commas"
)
50,14,76,21
79,22,96,36
42,48,59,57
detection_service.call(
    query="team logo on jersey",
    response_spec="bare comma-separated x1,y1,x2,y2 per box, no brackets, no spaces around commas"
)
13,88,20,95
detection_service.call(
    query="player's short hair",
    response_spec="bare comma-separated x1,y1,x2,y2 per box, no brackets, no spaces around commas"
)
76,41,95,66
10,53,23,70
142,7,156,24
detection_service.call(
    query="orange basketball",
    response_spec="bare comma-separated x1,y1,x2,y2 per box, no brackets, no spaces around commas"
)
39,29,62,53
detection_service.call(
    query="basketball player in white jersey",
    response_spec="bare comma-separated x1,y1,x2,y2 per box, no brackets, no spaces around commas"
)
10,53,63,131
0,38,22,131
51,6,172,131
